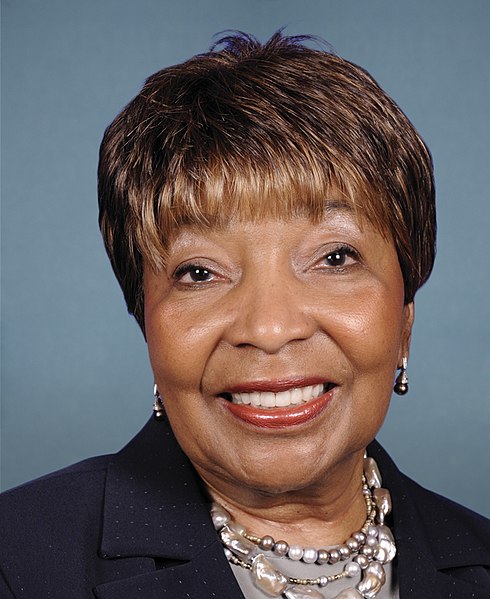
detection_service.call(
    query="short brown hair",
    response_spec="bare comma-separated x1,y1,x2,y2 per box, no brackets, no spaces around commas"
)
98,31,436,331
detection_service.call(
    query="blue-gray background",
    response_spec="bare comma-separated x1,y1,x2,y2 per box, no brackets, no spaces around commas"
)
2,0,489,517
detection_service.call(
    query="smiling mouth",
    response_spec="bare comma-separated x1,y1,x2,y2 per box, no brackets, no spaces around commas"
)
220,382,336,409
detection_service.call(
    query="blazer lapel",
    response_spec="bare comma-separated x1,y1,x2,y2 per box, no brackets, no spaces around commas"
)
95,416,245,598
94,542,244,599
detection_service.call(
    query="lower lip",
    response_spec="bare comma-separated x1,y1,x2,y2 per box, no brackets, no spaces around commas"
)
222,388,335,428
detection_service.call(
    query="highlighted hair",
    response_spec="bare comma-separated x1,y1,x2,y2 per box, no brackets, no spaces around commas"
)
98,32,436,330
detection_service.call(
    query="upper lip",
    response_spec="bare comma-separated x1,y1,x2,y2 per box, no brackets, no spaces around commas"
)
218,376,336,395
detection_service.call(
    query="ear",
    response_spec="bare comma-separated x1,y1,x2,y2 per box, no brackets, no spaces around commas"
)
398,302,414,365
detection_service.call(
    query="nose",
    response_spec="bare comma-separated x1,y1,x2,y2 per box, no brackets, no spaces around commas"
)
225,273,316,354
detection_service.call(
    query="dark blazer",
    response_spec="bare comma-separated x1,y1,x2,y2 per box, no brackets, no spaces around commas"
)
1,416,489,598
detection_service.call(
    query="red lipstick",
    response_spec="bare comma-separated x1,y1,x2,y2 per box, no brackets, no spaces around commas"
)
221,383,335,428
224,377,327,394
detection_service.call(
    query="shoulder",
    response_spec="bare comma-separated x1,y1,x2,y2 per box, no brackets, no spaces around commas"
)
0,455,117,597
369,439,490,539
370,441,490,583
397,468,490,558
369,441,490,595
0,454,111,511
403,471,489,526
0,454,111,561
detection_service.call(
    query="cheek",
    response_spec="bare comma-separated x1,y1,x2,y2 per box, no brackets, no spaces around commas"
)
145,300,222,395
337,289,405,429
324,286,405,374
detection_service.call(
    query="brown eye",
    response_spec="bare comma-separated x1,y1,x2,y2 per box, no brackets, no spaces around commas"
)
173,263,215,284
187,268,211,282
322,246,359,269
325,250,347,266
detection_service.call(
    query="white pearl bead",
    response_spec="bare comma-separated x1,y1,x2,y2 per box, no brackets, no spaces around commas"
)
363,457,382,488
220,526,257,558
302,547,318,563
210,504,230,530
252,554,289,595
229,521,246,535
354,554,369,569
344,561,361,577
374,545,388,564
288,545,304,560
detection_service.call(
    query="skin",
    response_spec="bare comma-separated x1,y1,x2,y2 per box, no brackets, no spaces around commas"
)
144,205,414,546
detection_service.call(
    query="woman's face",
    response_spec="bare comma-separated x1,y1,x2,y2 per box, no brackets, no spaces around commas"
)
144,203,413,497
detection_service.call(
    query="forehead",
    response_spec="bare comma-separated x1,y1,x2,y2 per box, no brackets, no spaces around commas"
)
165,195,386,244
145,172,394,274
164,200,390,256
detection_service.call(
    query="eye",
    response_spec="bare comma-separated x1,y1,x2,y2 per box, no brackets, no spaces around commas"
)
322,245,359,269
173,263,215,284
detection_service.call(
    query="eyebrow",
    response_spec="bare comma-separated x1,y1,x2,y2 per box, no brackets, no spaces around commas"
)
323,199,354,215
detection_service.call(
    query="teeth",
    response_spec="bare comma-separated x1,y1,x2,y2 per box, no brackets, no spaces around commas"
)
230,383,328,409
291,387,303,404
241,393,251,405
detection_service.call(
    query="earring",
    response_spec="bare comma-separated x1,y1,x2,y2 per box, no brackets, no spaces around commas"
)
153,383,165,420
394,357,409,395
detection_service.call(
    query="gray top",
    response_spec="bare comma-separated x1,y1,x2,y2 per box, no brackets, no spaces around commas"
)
230,552,398,599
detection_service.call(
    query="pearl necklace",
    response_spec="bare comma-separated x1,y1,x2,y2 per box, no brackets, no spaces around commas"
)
211,455,396,599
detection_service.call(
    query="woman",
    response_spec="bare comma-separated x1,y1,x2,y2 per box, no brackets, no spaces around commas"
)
1,32,489,599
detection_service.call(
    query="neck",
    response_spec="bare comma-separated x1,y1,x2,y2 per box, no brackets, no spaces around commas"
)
198,449,366,547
